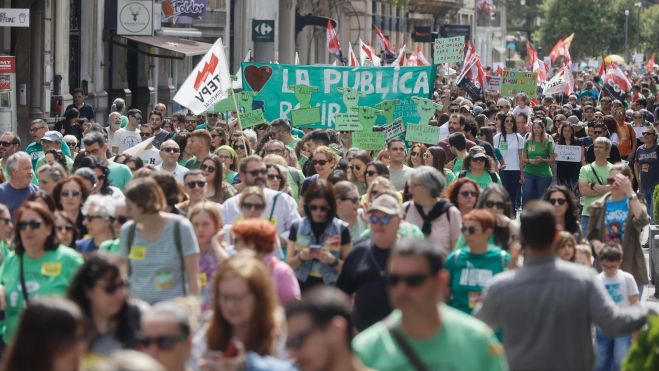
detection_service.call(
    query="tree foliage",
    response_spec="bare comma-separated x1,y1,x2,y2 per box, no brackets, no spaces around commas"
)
640,4,659,57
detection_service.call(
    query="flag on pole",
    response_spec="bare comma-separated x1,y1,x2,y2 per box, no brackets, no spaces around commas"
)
549,33,574,63
374,26,395,56
415,48,431,66
526,40,538,67
457,50,485,100
326,20,344,63
347,42,358,66
174,38,232,115
294,51,300,65
358,38,380,66
406,52,418,66
391,44,407,66
602,63,632,101
646,54,655,73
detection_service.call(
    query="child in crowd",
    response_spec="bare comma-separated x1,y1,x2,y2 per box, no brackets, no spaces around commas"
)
554,231,576,262
575,244,593,267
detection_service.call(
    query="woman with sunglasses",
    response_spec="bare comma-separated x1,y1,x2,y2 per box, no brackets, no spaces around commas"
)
446,209,511,315
542,185,582,242
0,202,84,343
334,181,368,243
201,154,236,204
231,136,251,163
67,254,141,359
473,184,521,256
521,120,555,204
494,113,524,207
586,164,650,296
363,160,390,190
188,202,229,314
215,145,239,184
78,155,124,201
423,146,456,185
299,146,339,200
406,144,427,169
64,134,79,159
120,177,200,304
75,195,116,258
209,127,227,152
447,178,480,216
348,150,371,195
287,179,351,291
265,163,291,195
53,175,91,236
54,210,79,248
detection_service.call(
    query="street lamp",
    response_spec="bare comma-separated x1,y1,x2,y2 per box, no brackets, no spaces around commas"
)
635,2,642,57
624,9,629,62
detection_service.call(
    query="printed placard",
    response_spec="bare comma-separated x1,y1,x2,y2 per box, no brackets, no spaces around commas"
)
352,131,385,150
383,119,404,142
291,107,322,127
434,36,465,64
486,76,501,92
334,113,362,131
500,70,538,98
555,144,581,162
405,124,440,145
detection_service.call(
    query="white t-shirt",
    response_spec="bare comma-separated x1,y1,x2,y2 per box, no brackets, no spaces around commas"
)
389,165,414,191
596,270,638,307
512,105,534,117
139,147,162,166
493,133,525,171
112,128,141,154
155,163,189,184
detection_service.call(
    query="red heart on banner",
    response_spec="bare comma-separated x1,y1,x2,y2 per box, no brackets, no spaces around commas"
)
244,65,273,93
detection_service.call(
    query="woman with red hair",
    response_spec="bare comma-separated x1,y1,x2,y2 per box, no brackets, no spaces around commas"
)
232,219,300,305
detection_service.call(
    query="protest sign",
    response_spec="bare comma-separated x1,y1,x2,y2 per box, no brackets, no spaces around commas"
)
555,145,581,162
241,62,436,129
406,124,440,145
352,131,385,150
500,70,538,98
240,109,266,128
412,96,442,125
291,107,322,127
334,112,362,131
433,36,465,64
486,76,500,92
383,118,404,142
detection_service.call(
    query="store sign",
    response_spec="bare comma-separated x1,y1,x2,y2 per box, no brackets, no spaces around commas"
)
161,0,206,23
0,9,29,27
117,0,153,36
252,20,275,42
0,56,16,73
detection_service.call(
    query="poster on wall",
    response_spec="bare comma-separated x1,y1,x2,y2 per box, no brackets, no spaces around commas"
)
161,0,207,24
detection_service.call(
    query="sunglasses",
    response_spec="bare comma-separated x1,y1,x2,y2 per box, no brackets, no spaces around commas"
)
234,144,246,150
0,141,16,147
472,157,487,162
642,132,655,136
161,147,179,153
201,164,216,173
340,196,360,204
267,174,282,181
459,191,478,198
313,159,329,166
308,205,330,212
241,202,265,211
137,334,188,351
449,109,460,113
115,216,129,225
485,200,506,210
55,224,74,232
349,165,362,171
461,225,480,235
208,113,219,118
61,191,82,198
246,169,267,177
186,181,206,188
139,132,152,138
410,151,420,157
101,280,129,294
369,215,391,225
548,198,567,206
365,170,377,177
18,219,43,231
386,273,430,288
66,142,77,147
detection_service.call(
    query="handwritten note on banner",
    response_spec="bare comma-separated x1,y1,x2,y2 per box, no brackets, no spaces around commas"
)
555,145,581,162
405,124,441,145
434,36,465,64
352,131,385,150
334,113,362,131
239,109,266,128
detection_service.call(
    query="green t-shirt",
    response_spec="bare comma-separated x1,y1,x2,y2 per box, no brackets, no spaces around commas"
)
353,305,507,371
445,169,457,185
185,157,201,170
445,245,509,314
579,162,614,216
0,245,83,343
35,155,74,171
107,162,133,190
0,240,11,267
523,139,554,177
286,137,301,149
464,171,501,191
360,221,424,239
99,239,121,254
26,141,72,169
453,157,464,174
225,170,238,184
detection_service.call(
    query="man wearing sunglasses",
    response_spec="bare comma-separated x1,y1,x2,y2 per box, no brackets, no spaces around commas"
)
155,140,188,184
353,238,506,371
337,193,404,331
0,132,20,178
139,302,192,371
633,126,659,222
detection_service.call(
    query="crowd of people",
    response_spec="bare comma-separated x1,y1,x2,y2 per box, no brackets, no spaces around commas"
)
0,66,655,371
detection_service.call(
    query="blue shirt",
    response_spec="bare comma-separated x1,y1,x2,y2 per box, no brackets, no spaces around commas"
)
0,182,39,219
604,197,628,244
65,103,94,120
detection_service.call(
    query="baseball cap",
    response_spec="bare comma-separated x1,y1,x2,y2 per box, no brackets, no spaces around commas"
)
473,106,484,115
468,146,488,159
368,193,403,217
42,131,63,142
566,115,581,126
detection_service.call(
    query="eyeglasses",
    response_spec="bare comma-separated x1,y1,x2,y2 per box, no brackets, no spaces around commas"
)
267,174,282,181
139,132,152,138
340,196,360,204
449,109,460,113
308,205,330,212
55,224,74,232
246,169,267,177
349,165,362,171
265,148,284,155
484,200,506,210
18,219,43,231
218,155,231,161
201,164,216,173
186,180,206,188
101,280,129,294
137,334,188,351
642,132,655,136
461,225,480,235
61,191,82,198
313,159,329,166
29,126,46,132
548,198,567,206
410,151,420,157
84,215,105,222
115,216,129,225
0,141,16,147
386,273,430,288
365,170,377,177
161,147,179,153
459,191,478,198
369,215,391,225
241,202,265,211
285,327,317,349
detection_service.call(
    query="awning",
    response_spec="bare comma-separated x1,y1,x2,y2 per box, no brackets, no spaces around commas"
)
113,35,212,59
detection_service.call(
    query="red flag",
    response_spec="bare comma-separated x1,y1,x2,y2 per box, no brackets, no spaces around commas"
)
496,65,503,76
392,44,407,66
602,63,632,100
549,34,574,64
549,39,564,63
415,47,430,66
533,58,550,84
326,20,344,63
373,26,394,55
358,38,380,66
526,40,538,67
347,42,358,66
646,55,655,73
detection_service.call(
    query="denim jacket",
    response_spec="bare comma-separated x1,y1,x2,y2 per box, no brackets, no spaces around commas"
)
293,217,346,284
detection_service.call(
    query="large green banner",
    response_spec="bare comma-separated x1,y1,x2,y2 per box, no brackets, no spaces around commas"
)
238,62,437,129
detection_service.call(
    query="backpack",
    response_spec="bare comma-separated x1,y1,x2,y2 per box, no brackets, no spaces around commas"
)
125,218,187,295
458,170,499,183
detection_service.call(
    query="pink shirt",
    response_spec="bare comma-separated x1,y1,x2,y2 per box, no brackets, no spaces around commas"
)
264,255,301,305
403,201,462,256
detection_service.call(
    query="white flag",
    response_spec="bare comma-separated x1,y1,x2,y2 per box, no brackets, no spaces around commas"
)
173,38,232,115
295,51,300,65
542,69,567,96
231,50,252,91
